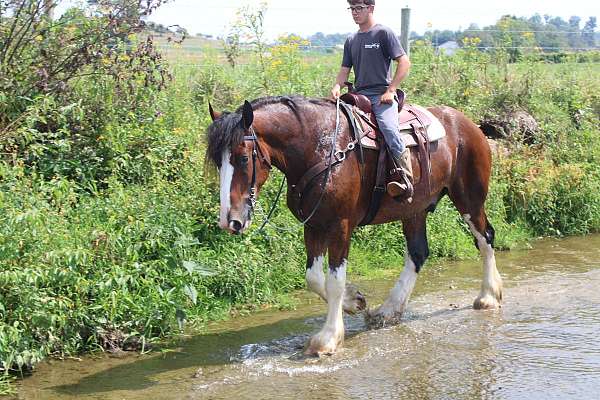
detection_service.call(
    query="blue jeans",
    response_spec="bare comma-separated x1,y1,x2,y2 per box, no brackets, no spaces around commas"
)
362,92,405,159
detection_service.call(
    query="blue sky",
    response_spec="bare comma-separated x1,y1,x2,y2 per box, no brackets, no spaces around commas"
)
148,0,597,39
57,0,597,39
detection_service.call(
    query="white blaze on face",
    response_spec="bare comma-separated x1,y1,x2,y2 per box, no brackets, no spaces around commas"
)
219,150,234,229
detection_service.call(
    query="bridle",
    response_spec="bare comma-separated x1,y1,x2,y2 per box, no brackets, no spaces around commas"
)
232,98,344,234
242,126,271,214
239,98,344,232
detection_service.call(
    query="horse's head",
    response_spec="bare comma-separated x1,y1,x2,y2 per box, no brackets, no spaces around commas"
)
206,100,271,234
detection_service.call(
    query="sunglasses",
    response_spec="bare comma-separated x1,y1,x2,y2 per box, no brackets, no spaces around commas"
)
347,5,371,13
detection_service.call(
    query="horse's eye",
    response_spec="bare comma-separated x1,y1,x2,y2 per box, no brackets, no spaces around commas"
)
239,155,249,165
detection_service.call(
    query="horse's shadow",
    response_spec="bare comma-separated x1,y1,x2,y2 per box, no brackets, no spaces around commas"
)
51,305,468,395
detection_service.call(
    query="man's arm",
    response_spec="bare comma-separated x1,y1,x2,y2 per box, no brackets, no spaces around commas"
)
331,66,351,99
381,55,411,104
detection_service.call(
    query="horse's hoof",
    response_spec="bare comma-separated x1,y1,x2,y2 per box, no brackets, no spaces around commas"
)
473,294,502,310
343,283,367,315
304,330,343,356
364,305,404,329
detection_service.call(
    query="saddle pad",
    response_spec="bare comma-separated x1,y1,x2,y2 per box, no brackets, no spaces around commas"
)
360,105,446,150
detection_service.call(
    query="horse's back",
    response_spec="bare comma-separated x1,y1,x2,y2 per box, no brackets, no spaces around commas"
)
427,105,489,145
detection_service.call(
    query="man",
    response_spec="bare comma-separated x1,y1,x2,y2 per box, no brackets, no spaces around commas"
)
331,0,413,200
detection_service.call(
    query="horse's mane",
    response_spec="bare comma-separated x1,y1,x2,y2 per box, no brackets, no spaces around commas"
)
205,96,334,168
206,110,244,168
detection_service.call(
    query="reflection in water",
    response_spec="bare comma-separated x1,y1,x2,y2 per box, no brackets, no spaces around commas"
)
17,235,600,400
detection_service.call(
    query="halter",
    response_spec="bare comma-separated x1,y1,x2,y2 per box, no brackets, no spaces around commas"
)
242,126,271,213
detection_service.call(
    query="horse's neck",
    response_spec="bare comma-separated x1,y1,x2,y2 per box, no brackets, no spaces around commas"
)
255,107,326,183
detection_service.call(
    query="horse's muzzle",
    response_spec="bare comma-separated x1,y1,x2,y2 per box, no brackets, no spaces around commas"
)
228,219,243,234
226,208,251,234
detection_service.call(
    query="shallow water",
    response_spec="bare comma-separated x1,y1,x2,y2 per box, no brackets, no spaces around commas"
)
16,235,600,400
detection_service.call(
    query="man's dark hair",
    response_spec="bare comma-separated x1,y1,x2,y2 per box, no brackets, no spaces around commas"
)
347,0,375,5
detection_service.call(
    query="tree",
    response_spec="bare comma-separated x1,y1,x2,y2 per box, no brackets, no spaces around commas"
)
43,0,55,18
0,0,173,181
528,14,543,26
582,17,597,47
423,29,456,46
568,16,584,48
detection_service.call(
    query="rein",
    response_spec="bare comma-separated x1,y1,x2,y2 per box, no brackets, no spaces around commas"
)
294,97,344,225
292,99,367,225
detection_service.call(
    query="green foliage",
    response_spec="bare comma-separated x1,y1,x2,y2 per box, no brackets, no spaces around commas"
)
0,373,15,396
499,155,600,236
0,0,172,184
0,163,306,374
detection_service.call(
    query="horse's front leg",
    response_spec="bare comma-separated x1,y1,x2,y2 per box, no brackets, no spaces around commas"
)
367,213,429,328
305,223,352,356
304,227,366,315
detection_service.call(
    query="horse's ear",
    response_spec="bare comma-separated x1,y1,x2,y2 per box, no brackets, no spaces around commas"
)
241,100,254,130
208,102,221,121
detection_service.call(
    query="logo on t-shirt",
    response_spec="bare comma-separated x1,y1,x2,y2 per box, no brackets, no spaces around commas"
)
364,43,380,49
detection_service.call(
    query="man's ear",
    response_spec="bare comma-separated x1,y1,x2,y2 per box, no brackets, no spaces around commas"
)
208,102,221,121
241,100,254,129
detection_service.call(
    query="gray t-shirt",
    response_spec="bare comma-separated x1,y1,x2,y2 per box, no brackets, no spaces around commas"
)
342,24,405,94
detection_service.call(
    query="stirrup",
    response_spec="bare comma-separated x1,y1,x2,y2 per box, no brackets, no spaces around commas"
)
387,169,413,202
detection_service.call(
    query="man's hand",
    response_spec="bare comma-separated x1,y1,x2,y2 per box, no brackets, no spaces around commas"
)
380,88,396,104
331,84,341,99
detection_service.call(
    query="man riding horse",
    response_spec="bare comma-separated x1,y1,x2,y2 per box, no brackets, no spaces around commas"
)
206,0,502,356
331,0,413,201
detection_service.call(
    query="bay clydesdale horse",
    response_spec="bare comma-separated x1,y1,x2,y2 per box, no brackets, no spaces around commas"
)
206,96,502,356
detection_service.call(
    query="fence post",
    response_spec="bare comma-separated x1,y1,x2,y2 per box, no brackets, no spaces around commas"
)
43,0,55,19
401,7,411,56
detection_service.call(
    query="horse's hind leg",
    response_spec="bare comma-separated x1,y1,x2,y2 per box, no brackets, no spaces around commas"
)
304,227,366,315
462,211,503,309
448,167,503,309
366,212,429,328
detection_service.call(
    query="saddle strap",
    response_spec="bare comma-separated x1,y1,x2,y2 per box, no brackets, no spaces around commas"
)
410,122,432,196
358,139,388,226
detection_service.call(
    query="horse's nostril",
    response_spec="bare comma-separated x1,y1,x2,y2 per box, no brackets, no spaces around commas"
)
229,219,243,232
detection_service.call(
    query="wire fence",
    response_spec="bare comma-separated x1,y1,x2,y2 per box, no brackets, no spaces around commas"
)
154,49,600,69
152,28,599,52
150,27,599,69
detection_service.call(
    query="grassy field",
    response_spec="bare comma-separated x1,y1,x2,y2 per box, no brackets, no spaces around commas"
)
1,33,599,394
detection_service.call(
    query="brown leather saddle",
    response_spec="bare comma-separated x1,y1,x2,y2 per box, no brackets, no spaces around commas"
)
339,86,433,225
340,89,432,145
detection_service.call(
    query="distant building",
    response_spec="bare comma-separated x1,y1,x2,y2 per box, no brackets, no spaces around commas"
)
437,40,459,56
